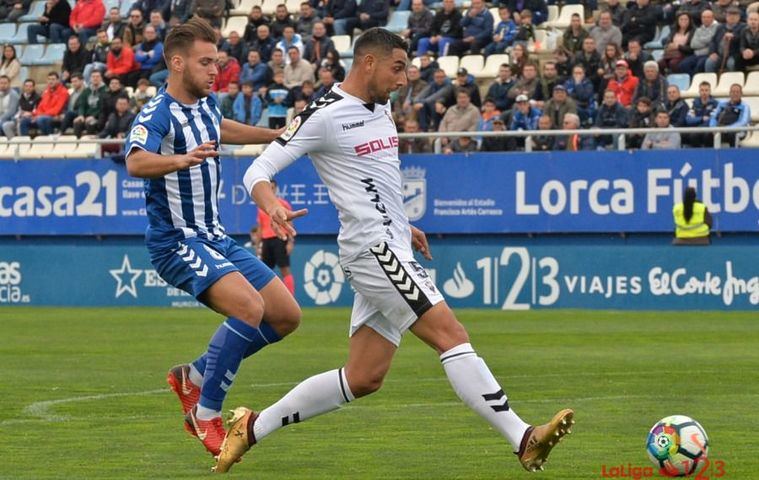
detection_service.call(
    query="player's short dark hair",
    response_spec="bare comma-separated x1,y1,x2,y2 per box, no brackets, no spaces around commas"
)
164,16,217,60
353,28,408,60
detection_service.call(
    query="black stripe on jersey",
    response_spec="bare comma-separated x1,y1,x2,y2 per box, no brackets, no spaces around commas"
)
274,90,344,146
369,242,433,318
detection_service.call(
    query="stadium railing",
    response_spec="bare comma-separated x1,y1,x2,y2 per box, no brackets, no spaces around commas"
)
0,126,757,160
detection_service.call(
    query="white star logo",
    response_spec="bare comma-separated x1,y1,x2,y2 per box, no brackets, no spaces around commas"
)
109,255,143,298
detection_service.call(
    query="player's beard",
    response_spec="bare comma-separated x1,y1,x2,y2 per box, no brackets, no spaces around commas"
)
184,73,211,100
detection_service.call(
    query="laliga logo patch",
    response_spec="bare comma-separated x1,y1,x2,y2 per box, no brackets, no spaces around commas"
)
130,124,148,145
402,166,426,222
280,116,302,142
303,250,344,305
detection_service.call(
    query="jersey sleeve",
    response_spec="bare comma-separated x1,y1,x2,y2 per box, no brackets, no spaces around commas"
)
243,106,331,195
124,95,170,158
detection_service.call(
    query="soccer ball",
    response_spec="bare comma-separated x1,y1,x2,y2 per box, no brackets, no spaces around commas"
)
646,415,709,477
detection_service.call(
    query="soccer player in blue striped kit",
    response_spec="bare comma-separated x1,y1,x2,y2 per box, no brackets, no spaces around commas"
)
124,17,306,458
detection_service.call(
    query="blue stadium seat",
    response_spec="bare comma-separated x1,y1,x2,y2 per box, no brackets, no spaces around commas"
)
17,66,29,82
644,25,669,50
19,44,44,65
0,23,16,44
385,10,410,34
9,24,33,45
651,49,664,62
120,0,132,17
19,0,45,22
667,74,690,93
40,43,67,64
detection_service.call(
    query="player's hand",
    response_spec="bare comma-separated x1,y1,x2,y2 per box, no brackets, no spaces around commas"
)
410,225,432,260
270,127,286,142
177,141,218,169
270,205,308,240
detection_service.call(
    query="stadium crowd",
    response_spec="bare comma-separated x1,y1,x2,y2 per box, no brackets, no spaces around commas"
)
0,0,756,152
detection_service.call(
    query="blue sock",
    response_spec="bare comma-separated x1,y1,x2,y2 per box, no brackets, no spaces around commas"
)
190,320,281,379
197,319,281,412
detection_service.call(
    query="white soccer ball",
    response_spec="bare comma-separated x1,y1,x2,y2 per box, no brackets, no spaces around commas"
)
646,415,709,476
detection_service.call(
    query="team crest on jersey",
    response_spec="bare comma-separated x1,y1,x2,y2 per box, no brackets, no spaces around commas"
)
402,166,426,221
130,124,148,145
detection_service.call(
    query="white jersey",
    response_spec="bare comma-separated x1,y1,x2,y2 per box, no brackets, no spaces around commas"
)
243,84,411,263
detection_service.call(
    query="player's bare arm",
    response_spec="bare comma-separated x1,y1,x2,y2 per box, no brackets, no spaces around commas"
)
251,181,308,240
410,225,433,260
125,141,219,178
220,118,284,145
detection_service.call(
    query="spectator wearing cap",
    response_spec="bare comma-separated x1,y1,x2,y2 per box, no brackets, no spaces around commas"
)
607,59,638,107
555,113,595,151
417,0,463,56
628,96,654,148
543,84,577,129
486,64,516,111
621,0,659,47
705,6,745,72
484,5,517,56
664,85,689,127
461,0,494,54
504,0,548,26
590,11,622,55
595,88,628,148
563,13,589,54
739,11,759,70
439,89,481,149
710,84,751,146
452,67,481,107
565,64,596,126
480,116,510,151
403,0,434,57
623,38,652,80
508,63,542,102
685,81,719,147
633,61,667,108
642,110,681,150
678,9,720,76
508,94,541,150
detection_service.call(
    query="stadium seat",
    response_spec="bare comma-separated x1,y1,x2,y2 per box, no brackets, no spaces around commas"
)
70,140,100,158
10,24,33,45
232,143,264,156
0,24,15,44
739,130,759,147
12,136,34,159
231,0,256,15
385,10,410,34
650,49,663,62
147,86,157,97
52,136,80,158
19,44,44,65
18,135,55,159
332,35,352,57
667,74,690,93
124,86,134,97
223,16,248,38
713,71,744,97
437,55,459,77
39,43,66,65
743,96,759,123
119,0,131,17
260,0,278,15
532,29,548,52
644,25,669,49
489,7,499,21
476,53,508,79
19,0,45,22
547,4,559,24
546,4,584,29
285,0,301,13
682,72,717,98
743,72,759,96
459,55,484,77
0,140,13,159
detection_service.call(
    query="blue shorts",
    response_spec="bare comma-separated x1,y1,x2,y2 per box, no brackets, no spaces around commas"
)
151,236,276,299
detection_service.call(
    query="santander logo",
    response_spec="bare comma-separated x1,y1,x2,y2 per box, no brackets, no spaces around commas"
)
354,136,399,156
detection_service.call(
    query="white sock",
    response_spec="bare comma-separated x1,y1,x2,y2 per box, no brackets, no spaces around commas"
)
441,343,529,452
195,404,221,420
253,368,354,441
188,364,203,387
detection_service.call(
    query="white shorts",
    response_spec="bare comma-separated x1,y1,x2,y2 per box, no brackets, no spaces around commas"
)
343,241,445,346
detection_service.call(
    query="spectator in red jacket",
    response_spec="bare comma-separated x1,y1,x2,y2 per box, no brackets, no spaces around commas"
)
19,71,69,135
212,50,241,93
106,37,140,87
606,59,638,107
69,0,105,45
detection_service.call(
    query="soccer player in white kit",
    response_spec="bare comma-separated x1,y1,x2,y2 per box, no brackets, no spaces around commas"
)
214,28,574,474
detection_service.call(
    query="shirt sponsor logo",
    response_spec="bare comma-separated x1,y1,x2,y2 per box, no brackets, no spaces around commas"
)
354,136,399,156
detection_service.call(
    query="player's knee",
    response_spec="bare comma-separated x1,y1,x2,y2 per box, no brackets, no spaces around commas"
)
237,296,266,327
277,303,302,336
347,372,385,398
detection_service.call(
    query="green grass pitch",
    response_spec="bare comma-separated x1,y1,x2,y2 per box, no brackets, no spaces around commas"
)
1,307,757,479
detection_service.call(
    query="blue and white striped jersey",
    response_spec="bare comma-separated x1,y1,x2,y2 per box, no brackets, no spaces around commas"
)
125,87,225,251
